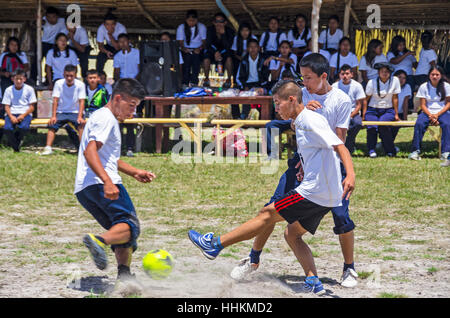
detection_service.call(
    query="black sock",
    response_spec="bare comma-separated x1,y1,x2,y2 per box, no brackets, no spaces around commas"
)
95,235,106,245
118,264,131,275
343,262,355,271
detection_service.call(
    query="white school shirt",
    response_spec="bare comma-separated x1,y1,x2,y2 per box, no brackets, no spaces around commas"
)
293,109,344,208
2,84,37,115
52,78,86,113
303,50,331,62
67,26,90,47
235,55,260,87
359,54,388,80
0,52,28,66
329,52,359,69
74,107,122,194
302,86,352,131
387,51,417,76
415,48,438,76
259,32,287,52
269,53,298,80
287,29,311,48
231,34,258,53
318,28,343,50
332,79,366,111
416,82,450,115
45,48,79,81
397,84,412,114
113,48,140,79
366,76,401,109
96,22,127,46
176,23,207,49
42,17,67,44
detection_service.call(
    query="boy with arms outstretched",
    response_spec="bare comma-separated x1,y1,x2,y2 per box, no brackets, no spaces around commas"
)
188,80,355,294
75,78,156,280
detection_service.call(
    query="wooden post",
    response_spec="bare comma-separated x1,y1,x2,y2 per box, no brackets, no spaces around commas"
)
134,0,162,29
343,0,352,37
311,0,322,53
215,0,240,31
36,0,42,85
238,0,261,30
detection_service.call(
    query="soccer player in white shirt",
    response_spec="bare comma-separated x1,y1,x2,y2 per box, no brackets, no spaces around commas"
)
74,78,156,280
188,80,355,295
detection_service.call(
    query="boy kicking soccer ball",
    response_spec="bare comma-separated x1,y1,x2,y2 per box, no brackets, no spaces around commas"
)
188,80,355,294
74,78,156,280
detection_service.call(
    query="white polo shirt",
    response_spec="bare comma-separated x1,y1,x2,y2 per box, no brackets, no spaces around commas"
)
259,32,287,52
113,48,140,79
332,79,366,111
231,34,258,53
293,109,344,208
318,28,343,50
269,53,298,80
2,84,37,115
45,48,79,81
287,28,311,48
52,78,86,113
416,82,450,114
67,26,90,47
42,17,67,44
176,23,207,49
415,49,438,76
359,54,388,80
303,50,331,62
329,52,359,69
387,51,417,76
96,22,127,46
366,76,401,109
397,84,412,114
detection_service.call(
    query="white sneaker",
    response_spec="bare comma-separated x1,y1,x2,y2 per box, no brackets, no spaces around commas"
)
230,257,259,281
39,146,53,156
395,146,400,153
408,150,421,160
441,159,450,167
340,268,358,288
369,151,377,158
440,152,449,161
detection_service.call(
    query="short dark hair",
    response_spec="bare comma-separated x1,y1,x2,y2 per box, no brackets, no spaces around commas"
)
272,80,302,102
269,16,280,23
281,69,295,80
64,64,77,73
328,15,340,23
421,31,433,50
99,70,107,77
279,40,292,48
214,12,227,21
247,38,259,47
300,53,329,78
118,33,129,40
339,64,352,73
112,78,147,100
186,9,198,19
86,69,99,76
104,8,117,21
393,69,407,77
46,6,59,15
12,69,26,77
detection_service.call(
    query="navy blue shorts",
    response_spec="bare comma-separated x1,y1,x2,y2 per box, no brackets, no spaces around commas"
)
267,155,355,235
48,113,79,132
3,114,32,131
76,184,140,252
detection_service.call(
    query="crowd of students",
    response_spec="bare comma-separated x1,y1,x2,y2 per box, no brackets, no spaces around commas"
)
0,7,448,162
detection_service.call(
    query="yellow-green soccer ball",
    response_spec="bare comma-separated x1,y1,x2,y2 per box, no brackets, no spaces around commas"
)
142,249,174,279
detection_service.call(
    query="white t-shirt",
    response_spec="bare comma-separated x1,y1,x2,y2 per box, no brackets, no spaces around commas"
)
318,28,343,50
2,84,37,115
42,17,67,44
113,48,140,79
416,82,450,114
52,78,86,113
287,29,311,48
96,22,127,46
415,49,438,76
45,48,79,81
269,53,298,80
397,84,412,114
231,34,258,53
359,54,388,80
259,31,287,52
302,87,352,131
74,107,122,194
293,109,344,208
0,52,29,67
303,50,331,62
235,55,260,87
329,52,359,70
67,26,90,47
366,76,401,109
387,51,417,76
176,23,207,49
332,79,366,111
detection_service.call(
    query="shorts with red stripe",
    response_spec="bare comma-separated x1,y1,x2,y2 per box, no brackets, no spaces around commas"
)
274,190,330,235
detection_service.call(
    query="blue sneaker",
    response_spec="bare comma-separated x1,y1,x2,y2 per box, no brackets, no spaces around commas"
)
188,230,222,260
300,276,326,295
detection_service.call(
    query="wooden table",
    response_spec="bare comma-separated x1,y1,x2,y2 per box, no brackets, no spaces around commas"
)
145,96,274,153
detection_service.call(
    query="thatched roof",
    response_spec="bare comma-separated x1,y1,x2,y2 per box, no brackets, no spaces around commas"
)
0,0,449,31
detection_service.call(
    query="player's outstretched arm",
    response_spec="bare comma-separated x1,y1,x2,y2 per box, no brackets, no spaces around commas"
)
333,144,355,200
118,159,156,183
